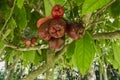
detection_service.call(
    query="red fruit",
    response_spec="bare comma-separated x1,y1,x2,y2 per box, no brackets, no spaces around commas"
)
23,39,31,47
51,4,64,19
49,19,66,38
23,39,28,44
67,23,85,40
31,37,37,46
38,20,51,40
48,38,65,51
37,16,52,28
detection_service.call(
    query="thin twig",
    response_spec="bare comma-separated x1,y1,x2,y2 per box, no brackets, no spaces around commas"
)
68,0,74,21
85,0,116,30
5,44,48,51
0,45,6,55
0,0,16,38
32,2,45,17
2,29,12,40
92,30,120,39
95,0,116,15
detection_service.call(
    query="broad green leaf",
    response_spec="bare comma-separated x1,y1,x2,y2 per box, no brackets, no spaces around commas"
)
112,60,119,69
44,0,55,16
110,0,120,18
66,41,75,58
112,42,120,66
8,51,16,63
22,51,36,66
34,52,43,66
17,0,24,9
82,0,110,15
14,6,27,30
72,32,95,76
6,17,16,41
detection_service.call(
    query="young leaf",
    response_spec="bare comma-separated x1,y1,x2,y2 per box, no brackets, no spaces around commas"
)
82,0,110,15
17,0,24,9
72,32,95,76
44,0,55,16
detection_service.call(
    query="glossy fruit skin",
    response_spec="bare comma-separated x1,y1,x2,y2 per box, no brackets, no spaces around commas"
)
51,5,64,19
49,19,66,38
67,23,85,40
23,39,31,47
37,16,52,28
48,37,65,51
38,20,51,40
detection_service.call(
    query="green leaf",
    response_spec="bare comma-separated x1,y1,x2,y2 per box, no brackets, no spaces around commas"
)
110,0,120,18
82,0,110,15
54,0,65,5
113,19,120,28
72,0,84,6
8,51,16,63
7,17,16,29
22,51,36,66
14,6,27,30
44,0,55,16
6,17,16,41
66,41,75,58
0,41,4,48
34,52,43,66
4,9,11,20
72,32,95,76
112,60,119,69
112,42,120,66
17,0,24,9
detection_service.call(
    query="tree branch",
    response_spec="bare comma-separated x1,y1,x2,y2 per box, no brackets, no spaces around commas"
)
21,62,49,80
20,39,73,80
19,30,120,80
5,44,48,51
21,50,55,80
92,30,120,39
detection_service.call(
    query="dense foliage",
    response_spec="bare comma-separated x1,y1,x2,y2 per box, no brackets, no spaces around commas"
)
0,0,120,80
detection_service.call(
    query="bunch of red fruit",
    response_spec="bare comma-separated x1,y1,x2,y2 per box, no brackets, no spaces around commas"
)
23,37,37,47
36,5,85,51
